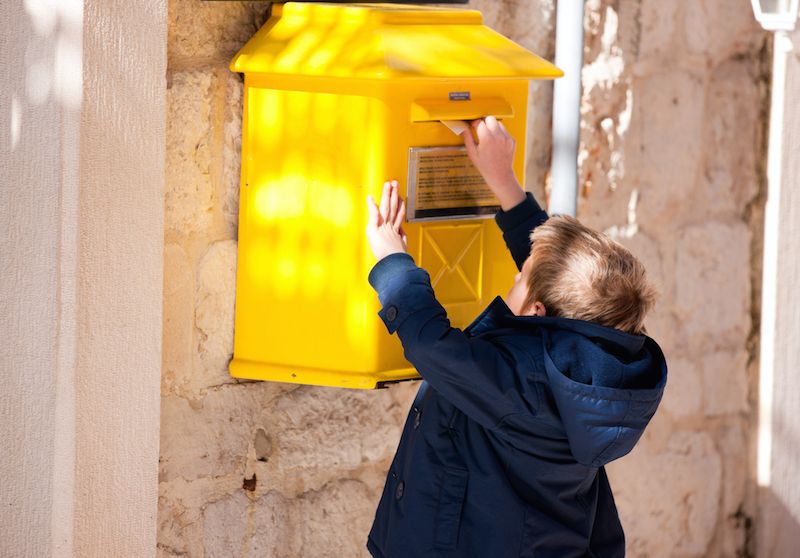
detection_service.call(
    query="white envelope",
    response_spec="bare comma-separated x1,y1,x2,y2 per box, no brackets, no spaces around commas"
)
440,120,470,136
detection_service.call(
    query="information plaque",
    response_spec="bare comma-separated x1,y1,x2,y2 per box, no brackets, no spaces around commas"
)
406,146,500,222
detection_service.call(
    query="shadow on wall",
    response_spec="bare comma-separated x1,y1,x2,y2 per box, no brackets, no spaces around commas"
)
4,0,84,127
1,0,83,554
758,487,800,557
759,400,800,556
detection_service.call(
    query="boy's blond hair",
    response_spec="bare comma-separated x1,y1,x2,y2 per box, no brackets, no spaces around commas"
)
524,216,656,335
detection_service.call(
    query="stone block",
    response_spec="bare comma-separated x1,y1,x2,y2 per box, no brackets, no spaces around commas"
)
248,479,374,558
203,491,251,558
525,81,554,201
157,491,206,558
699,58,764,218
159,387,259,483
636,398,675,455
608,430,722,556
208,386,404,507
616,229,666,296
642,305,678,368
684,0,766,62
195,240,238,389
637,1,678,61
222,72,243,236
162,243,194,395
578,86,632,222
168,0,270,61
702,349,749,416
717,420,750,556
471,0,555,55
583,5,626,95
166,70,216,237
258,386,407,492
675,221,751,351
633,70,705,227
661,357,702,419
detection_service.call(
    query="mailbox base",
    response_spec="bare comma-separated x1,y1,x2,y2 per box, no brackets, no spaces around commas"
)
230,358,421,390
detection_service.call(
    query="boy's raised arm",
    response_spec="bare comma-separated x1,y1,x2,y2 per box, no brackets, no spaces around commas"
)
494,192,548,271
365,182,536,429
461,117,548,271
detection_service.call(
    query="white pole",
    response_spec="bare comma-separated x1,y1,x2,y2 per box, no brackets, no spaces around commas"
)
757,30,793,488
549,0,585,217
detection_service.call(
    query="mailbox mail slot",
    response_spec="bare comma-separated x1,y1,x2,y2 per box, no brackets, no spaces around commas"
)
229,2,562,389
410,98,514,122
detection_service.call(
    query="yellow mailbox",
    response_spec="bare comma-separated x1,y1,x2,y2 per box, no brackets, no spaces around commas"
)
229,2,562,389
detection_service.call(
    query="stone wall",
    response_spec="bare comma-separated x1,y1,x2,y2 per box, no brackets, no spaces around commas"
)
576,2,768,556
158,1,767,556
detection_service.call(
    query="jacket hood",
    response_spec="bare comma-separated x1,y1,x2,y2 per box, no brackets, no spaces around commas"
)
479,297,667,468
540,322,666,467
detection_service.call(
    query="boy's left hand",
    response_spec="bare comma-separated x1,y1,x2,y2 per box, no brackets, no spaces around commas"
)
366,180,408,261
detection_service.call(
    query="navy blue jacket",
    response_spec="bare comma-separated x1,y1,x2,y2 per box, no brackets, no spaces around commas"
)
366,194,667,558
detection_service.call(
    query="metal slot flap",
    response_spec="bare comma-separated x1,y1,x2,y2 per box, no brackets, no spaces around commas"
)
410,98,514,122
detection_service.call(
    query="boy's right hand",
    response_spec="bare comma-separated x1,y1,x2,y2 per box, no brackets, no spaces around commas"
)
461,116,526,211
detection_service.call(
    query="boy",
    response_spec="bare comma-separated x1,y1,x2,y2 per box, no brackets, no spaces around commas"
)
364,116,666,557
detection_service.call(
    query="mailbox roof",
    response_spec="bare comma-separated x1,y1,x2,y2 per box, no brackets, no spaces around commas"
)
230,2,563,80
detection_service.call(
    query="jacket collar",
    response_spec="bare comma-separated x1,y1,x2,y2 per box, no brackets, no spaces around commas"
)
466,296,647,354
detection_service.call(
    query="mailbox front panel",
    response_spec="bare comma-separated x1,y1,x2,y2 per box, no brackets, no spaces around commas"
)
231,83,407,388
230,77,532,389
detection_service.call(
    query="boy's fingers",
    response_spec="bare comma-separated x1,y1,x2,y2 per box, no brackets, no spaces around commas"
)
470,118,482,137
475,118,490,144
379,181,391,221
389,181,398,221
497,119,510,136
394,198,406,231
484,115,500,132
461,127,478,160
366,195,380,227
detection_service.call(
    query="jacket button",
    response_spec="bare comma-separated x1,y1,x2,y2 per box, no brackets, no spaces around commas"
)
413,411,421,430
395,481,405,500
385,306,398,321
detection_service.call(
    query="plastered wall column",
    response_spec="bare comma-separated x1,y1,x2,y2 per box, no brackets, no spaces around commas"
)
1,1,166,556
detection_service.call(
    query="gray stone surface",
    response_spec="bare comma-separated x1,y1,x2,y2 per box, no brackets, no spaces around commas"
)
608,431,723,557
195,240,238,390
165,70,216,238
162,243,194,395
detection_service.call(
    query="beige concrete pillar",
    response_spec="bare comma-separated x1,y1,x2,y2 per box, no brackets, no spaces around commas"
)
757,23,800,558
1,0,166,556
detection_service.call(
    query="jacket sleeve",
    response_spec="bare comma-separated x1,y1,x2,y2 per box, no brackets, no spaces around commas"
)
369,253,537,430
494,192,549,271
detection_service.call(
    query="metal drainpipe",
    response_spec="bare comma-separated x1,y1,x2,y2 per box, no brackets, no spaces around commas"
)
549,0,585,218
